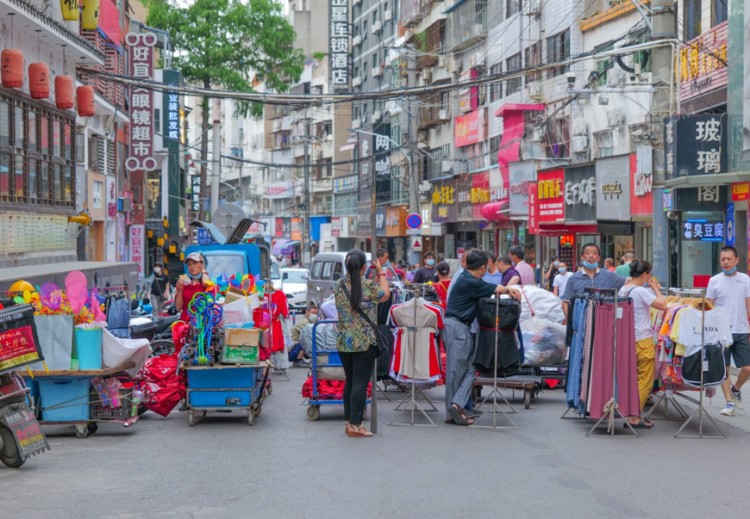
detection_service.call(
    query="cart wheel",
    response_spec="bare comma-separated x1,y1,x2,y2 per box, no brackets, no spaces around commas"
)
87,423,98,435
306,405,320,421
247,410,255,426
75,423,89,439
188,410,195,427
524,389,532,409
0,426,26,468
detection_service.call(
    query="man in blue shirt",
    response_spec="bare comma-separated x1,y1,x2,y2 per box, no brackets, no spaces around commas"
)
561,242,626,322
444,249,520,425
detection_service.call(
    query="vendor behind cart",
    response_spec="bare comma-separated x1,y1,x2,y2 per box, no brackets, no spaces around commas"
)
174,252,215,322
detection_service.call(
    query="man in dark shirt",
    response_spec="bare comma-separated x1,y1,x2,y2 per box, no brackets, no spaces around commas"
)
497,254,521,286
444,249,520,425
412,251,438,284
561,242,626,322
149,264,171,317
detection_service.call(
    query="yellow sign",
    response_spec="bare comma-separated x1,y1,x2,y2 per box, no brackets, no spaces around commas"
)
432,186,455,205
537,179,562,200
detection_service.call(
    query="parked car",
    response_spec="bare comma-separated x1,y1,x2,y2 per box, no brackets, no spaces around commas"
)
307,252,403,306
281,267,308,312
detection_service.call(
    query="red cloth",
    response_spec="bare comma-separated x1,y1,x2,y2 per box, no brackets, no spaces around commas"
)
301,377,372,399
135,354,183,417
179,281,215,323
434,279,451,309
261,290,288,353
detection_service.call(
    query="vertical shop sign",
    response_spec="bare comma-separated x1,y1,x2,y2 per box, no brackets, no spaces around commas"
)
564,165,597,222
537,168,565,222
129,224,145,277
329,0,350,90
528,182,539,235
290,218,303,241
726,203,735,246
454,109,485,147
190,175,201,213
630,151,653,217
106,176,117,219
431,180,457,222
125,33,158,172
663,113,728,180
732,182,749,201
470,171,490,220
164,85,180,142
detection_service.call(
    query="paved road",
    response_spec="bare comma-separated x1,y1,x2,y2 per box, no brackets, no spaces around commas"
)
2,367,748,519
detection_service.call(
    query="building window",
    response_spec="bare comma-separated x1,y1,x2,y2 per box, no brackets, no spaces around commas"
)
506,0,522,17
683,0,702,40
490,63,503,101
544,118,569,159
525,42,542,84
506,53,522,95
594,130,613,158
490,135,501,165
712,0,727,26
546,30,570,78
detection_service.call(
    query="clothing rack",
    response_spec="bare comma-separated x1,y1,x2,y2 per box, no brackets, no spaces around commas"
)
583,288,638,437
470,296,519,431
665,288,725,439
389,284,439,427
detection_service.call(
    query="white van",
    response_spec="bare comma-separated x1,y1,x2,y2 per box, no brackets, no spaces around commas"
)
307,252,403,306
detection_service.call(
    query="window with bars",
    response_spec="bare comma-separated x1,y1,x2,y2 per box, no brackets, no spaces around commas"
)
712,0,728,25
391,165,408,205
683,0,702,40
490,63,503,101
506,53,522,95
490,135,501,165
0,94,74,206
546,30,570,78
507,0,522,17
544,118,570,159
594,130,613,158
525,42,542,84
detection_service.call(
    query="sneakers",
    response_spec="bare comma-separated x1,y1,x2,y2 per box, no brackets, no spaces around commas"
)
292,359,311,368
731,385,743,409
720,402,736,416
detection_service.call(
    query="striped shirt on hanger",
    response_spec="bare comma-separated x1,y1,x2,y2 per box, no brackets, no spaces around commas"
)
561,269,626,303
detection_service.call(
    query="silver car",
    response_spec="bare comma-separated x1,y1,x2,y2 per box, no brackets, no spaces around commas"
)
281,268,309,312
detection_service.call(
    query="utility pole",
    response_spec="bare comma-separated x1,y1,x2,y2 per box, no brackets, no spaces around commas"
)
303,117,312,265
649,0,676,285
210,98,221,217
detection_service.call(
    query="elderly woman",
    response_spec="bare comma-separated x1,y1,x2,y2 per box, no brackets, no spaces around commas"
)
335,249,390,437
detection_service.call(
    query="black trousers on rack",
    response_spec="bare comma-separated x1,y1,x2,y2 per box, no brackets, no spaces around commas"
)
340,346,377,426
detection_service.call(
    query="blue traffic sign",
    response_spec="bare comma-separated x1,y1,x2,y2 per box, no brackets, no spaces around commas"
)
406,212,422,230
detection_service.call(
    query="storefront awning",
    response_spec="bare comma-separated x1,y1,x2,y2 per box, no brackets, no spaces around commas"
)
272,239,300,256
665,171,748,188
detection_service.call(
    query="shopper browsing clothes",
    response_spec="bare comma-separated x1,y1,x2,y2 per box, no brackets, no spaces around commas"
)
706,246,750,417
334,249,390,437
618,260,667,428
444,249,520,425
561,243,626,322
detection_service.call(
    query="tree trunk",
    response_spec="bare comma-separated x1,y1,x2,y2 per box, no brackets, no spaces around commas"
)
199,79,210,221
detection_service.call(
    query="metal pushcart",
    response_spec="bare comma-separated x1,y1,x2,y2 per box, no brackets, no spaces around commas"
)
27,361,139,438
305,319,371,421
185,361,270,426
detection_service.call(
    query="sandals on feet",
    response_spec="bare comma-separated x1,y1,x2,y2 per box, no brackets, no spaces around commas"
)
624,418,653,429
448,404,475,426
346,424,374,437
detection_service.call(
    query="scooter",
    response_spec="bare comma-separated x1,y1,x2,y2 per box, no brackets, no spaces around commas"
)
0,371,49,468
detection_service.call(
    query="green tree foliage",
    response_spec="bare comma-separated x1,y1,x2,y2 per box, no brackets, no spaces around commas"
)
146,0,304,219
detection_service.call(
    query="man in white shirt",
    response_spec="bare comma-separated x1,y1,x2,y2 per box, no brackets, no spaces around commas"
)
706,246,750,416
552,261,573,298
509,245,536,286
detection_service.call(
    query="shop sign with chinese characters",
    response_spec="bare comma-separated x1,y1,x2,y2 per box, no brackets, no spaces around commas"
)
125,33,158,172
732,182,749,202
677,21,727,102
664,114,728,180
129,224,145,277
683,218,724,242
328,0,350,90
431,181,457,222
536,168,565,222
564,165,596,222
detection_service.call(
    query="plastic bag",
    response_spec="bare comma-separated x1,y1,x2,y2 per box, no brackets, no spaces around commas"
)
101,325,152,376
134,354,182,417
521,317,567,366
28,315,74,371
519,286,565,324
222,297,257,325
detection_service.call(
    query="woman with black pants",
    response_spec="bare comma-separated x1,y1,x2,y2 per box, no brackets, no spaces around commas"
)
335,249,390,437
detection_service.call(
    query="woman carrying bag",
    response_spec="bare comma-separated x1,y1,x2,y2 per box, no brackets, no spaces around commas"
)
335,249,390,437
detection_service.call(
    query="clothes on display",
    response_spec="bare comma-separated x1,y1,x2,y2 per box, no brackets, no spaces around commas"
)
474,297,521,376
565,294,640,419
387,297,444,383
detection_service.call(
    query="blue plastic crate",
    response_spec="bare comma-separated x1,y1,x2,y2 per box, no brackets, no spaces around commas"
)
186,366,256,389
189,389,253,407
38,377,91,422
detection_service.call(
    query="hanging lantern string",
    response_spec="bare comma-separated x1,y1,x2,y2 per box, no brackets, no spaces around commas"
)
9,13,14,47
36,30,41,62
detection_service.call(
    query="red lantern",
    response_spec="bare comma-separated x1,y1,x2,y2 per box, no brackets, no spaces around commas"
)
29,62,50,99
55,75,75,109
1,49,24,88
76,86,95,117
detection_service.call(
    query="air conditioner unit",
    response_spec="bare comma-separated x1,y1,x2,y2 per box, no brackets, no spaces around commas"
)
352,118,361,129
352,76,362,87
607,68,625,87
372,20,382,34
528,81,543,101
441,161,452,173
572,135,589,153
372,66,382,78
438,109,449,121
372,110,382,122
607,109,625,128
387,101,402,115
532,127,544,142
422,68,432,83
384,9,392,21
352,35,362,47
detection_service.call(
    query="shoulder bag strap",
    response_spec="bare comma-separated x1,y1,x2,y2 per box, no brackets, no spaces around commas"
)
340,280,378,332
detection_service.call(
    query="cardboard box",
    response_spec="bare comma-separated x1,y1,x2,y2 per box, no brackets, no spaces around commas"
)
225,327,260,347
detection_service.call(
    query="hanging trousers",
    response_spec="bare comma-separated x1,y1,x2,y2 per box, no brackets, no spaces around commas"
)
443,318,475,418
339,346,377,426
635,337,656,411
